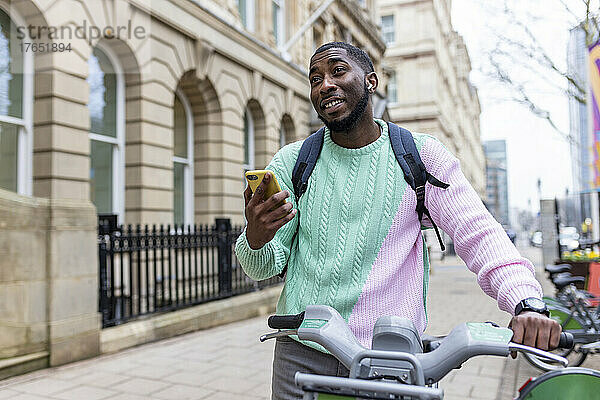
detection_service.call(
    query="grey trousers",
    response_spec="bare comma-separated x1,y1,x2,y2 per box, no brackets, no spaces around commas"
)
271,336,350,400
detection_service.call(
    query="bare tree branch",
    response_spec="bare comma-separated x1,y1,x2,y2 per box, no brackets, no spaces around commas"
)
472,0,600,143
488,44,586,104
487,55,575,144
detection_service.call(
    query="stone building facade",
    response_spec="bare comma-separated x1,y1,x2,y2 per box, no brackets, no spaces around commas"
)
0,0,385,227
0,0,385,372
376,0,485,198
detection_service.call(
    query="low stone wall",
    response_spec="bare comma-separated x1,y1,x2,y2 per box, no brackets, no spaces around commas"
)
0,189,100,378
101,285,282,354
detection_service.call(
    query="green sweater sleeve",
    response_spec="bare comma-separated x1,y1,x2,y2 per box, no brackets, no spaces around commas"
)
234,141,302,280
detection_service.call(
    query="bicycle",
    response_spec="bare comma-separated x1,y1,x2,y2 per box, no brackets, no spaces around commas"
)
260,305,593,399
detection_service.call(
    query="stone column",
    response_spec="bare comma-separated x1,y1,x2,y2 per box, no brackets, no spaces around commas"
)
46,198,100,366
0,190,49,378
32,51,91,200
0,189,100,374
125,93,174,225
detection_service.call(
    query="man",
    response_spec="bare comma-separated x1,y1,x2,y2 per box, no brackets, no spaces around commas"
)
235,42,560,399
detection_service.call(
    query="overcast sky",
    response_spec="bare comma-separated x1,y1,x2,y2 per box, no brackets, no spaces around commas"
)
451,0,579,214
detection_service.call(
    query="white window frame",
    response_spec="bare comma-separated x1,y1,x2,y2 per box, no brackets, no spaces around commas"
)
273,0,285,47
173,89,194,226
239,0,255,32
381,14,395,46
0,4,33,195
243,107,254,172
88,42,125,219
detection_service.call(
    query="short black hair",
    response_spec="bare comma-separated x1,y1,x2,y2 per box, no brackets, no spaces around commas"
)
311,42,374,75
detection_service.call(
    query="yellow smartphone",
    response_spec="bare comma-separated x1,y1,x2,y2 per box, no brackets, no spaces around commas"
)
245,170,287,209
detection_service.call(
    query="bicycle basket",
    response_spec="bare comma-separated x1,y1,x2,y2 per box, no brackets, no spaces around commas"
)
516,367,600,399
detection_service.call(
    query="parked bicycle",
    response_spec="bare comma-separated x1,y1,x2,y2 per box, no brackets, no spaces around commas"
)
260,305,593,399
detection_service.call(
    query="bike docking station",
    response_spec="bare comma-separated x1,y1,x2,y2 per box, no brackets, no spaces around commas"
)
260,305,600,400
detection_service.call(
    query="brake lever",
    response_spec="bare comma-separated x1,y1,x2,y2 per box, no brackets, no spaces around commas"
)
508,343,568,367
260,329,298,342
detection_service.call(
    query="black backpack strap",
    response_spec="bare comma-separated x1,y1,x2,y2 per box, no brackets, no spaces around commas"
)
388,122,449,251
291,128,325,204
278,128,325,278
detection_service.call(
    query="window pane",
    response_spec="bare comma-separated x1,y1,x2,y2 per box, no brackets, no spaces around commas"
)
174,162,185,224
88,48,117,138
0,8,23,119
273,1,280,46
239,0,247,27
280,125,286,148
0,121,18,191
388,71,397,103
90,140,113,214
381,15,394,45
174,96,187,158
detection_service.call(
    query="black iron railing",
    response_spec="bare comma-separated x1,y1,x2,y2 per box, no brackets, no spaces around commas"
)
98,218,281,328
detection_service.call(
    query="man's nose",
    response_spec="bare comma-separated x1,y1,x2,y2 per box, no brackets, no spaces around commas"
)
320,75,336,93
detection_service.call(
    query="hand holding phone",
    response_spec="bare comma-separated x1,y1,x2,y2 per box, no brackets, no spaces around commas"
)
245,170,287,209
243,170,296,249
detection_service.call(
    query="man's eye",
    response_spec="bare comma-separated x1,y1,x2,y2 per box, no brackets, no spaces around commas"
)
310,76,321,84
333,67,345,74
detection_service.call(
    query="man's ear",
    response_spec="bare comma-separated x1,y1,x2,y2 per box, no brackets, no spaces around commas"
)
366,72,378,93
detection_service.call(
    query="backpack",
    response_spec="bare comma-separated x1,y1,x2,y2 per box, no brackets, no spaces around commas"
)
279,122,449,278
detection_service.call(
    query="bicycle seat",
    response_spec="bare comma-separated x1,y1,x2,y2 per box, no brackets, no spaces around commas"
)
545,264,571,276
551,271,574,282
553,274,585,290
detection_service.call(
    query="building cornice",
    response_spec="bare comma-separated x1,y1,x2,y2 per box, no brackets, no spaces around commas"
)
129,0,309,80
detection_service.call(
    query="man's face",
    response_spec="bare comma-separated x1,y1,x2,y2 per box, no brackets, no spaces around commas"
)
308,48,370,132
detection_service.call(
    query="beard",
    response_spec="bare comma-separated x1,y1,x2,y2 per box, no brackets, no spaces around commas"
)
319,84,369,133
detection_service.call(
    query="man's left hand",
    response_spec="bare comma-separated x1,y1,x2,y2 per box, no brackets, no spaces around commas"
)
509,311,562,354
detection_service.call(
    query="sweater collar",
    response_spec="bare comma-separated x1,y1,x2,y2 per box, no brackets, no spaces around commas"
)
323,119,388,156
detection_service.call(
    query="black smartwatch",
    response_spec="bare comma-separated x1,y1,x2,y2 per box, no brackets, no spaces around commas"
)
514,297,550,317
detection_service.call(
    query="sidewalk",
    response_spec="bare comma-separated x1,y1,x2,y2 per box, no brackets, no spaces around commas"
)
0,245,585,399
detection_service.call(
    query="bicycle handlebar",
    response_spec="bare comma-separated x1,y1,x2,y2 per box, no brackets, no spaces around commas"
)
261,305,573,385
559,331,574,349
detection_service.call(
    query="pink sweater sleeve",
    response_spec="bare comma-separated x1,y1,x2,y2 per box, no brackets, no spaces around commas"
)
421,137,542,315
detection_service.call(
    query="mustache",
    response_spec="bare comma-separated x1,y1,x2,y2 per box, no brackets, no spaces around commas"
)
319,85,369,133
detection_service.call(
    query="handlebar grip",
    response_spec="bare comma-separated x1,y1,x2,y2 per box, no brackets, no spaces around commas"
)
558,332,574,349
268,312,305,329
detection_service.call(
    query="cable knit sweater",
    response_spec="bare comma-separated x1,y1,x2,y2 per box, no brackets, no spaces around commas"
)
235,119,542,351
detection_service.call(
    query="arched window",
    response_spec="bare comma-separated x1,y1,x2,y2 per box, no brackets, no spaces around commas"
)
173,90,194,225
88,44,124,217
0,7,32,194
243,108,254,172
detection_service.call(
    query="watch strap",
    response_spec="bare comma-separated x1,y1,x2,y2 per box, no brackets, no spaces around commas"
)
515,298,549,317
